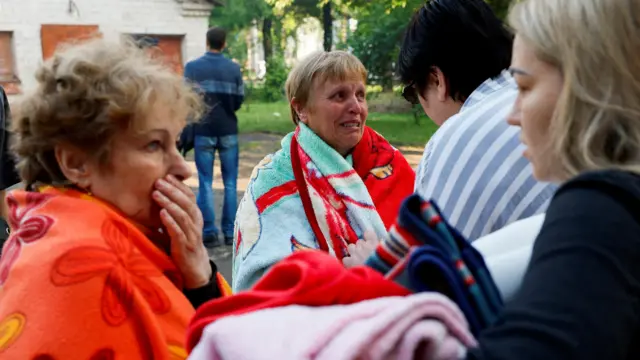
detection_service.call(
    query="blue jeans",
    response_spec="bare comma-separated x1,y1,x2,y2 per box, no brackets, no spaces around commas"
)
194,135,239,242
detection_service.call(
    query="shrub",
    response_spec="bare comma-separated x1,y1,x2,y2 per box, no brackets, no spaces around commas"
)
263,55,289,102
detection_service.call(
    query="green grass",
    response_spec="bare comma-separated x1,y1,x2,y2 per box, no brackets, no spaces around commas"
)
238,102,437,146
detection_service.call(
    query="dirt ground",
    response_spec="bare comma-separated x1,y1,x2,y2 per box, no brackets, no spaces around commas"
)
186,133,425,281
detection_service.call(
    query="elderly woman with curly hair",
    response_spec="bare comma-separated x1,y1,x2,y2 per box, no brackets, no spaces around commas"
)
0,39,230,359
232,51,416,291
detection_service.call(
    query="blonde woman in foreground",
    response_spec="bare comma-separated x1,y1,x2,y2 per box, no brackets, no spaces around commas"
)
466,0,640,358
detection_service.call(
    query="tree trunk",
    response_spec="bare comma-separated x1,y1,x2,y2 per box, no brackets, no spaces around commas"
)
262,17,273,61
245,28,253,73
382,73,393,92
273,18,284,56
322,1,333,51
343,15,349,44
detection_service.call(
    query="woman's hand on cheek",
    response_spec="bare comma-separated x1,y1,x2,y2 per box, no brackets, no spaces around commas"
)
153,175,212,289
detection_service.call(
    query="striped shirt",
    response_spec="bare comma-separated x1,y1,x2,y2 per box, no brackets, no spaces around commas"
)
415,71,557,241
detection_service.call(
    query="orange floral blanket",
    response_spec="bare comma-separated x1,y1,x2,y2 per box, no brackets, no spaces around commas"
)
0,187,226,359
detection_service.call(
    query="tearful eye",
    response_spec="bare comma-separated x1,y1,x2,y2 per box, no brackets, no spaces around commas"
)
146,140,162,151
332,92,345,100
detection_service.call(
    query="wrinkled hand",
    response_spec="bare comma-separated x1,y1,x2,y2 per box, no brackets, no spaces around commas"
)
342,230,381,268
153,175,212,289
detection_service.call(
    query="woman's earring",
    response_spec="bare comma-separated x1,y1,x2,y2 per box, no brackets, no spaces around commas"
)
77,182,92,196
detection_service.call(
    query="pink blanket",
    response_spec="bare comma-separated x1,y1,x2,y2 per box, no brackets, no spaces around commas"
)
188,293,477,360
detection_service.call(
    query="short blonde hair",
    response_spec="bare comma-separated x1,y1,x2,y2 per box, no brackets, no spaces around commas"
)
285,51,367,125
11,37,203,186
509,0,640,180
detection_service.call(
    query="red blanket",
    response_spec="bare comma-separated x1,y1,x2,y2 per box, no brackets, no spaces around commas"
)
351,127,416,228
186,251,411,352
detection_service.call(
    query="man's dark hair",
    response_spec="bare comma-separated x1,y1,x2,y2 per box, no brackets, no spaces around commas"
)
398,0,513,102
206,27,227,51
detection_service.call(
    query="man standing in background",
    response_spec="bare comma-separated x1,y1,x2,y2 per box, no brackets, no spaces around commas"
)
0,86,20,248
185,27,244,250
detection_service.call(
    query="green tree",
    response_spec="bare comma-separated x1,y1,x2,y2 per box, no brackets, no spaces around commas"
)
222,30,249,67
348,0,513,90
269,0,354,52
349,0,423,90
484,0,513,20
263,54,290,101
210,0,277,60
370,0,514,19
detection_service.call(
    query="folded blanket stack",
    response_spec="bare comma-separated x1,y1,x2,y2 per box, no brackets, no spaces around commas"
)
189,293,477,360
187,251,410,352
365,194,503,335
187,251,476,359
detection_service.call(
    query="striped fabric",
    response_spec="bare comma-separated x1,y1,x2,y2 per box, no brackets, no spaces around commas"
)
415,71,557,241
198,79,244,97
365,194,503,336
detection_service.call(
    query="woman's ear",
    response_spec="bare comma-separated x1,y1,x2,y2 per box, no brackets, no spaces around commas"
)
54,144,92,189
433,67,449,102
291,98,308,124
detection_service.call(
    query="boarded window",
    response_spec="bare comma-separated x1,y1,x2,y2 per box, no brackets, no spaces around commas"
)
0,32,20,95
131,34,185,74
41,24,101,60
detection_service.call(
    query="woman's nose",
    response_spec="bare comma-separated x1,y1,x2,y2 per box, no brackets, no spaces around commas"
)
349,96,365,114
506,105,521,127
170,154,192,182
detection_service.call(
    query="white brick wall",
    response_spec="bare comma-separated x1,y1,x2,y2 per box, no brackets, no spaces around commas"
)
0,0,212,100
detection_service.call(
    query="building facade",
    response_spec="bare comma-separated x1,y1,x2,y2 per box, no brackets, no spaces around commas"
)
0,0,217,99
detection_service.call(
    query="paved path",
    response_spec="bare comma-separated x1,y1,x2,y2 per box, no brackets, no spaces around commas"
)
188,133,424,282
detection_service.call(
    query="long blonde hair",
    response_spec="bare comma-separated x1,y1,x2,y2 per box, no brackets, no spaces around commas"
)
509,0,640,180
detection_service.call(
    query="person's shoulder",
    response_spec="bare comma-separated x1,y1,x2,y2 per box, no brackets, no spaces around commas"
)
564,169,640,185
461,82,517,117
0,191,119,286
185,56,210,71
186,55,206,65
8,190,115,246
549,170,640,227
249,149,293,188
246,137,296,198
231,60,242,72
562,168,640,198
220,56,242,72
557,170,640,201
434,83,518,143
